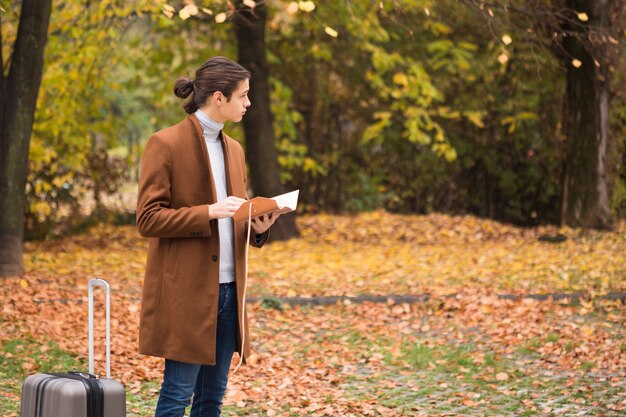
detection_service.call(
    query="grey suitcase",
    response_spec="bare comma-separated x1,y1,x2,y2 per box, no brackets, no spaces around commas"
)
20,278,126,417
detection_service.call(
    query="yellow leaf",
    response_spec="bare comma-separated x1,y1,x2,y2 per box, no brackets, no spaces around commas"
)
464,111,484,128
373,111,392,120
581,326,595,336
577,12,589,22
286,2,299,15
20,279,29,289
324,26,338,38
179,8,190,20
303,157,318,172
572,59,582,68
299,1,316,13
502,34,512,45
184,4,198,16
392,72,409,87
215,12,227,23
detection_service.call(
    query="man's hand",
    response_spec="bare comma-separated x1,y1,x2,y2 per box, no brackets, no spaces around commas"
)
251,212,280,234
209,196,246,219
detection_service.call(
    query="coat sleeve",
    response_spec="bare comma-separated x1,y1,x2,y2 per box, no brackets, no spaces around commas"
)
136,135,211,239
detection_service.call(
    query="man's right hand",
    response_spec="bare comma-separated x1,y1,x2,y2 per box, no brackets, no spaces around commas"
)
208,196,246,219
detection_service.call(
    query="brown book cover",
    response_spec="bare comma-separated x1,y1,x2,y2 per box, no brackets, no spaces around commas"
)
233,190,299,222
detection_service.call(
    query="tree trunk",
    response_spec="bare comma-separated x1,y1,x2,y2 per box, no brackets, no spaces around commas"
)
560,0,617,229
233,3,299,240
0,0,53,277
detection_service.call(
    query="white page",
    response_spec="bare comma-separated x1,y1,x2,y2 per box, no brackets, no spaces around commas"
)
271,190,299,210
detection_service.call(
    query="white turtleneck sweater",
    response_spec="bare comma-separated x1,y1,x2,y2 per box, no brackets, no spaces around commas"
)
195,109,235,284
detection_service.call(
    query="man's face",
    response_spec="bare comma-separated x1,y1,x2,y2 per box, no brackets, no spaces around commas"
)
220,78,251,123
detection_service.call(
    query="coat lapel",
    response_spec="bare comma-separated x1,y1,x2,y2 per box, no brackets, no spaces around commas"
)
189,114,218,204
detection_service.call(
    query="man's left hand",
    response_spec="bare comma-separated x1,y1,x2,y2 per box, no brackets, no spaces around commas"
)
251,213,280,234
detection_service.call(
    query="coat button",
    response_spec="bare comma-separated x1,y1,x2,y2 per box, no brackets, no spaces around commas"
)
212,255,218,262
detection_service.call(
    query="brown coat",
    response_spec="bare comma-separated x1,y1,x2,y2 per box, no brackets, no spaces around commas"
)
136,114,262,365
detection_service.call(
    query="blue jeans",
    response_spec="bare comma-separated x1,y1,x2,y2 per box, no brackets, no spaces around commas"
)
155,282,238,417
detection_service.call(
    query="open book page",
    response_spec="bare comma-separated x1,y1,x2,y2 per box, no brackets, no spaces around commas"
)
271,190,299,212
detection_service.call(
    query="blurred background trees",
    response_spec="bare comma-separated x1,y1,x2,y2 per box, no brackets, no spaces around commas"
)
1,0,625,276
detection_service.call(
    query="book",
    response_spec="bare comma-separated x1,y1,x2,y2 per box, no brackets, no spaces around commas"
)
232,190,299,223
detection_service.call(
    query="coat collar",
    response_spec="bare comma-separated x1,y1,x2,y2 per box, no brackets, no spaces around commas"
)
187,114,236,200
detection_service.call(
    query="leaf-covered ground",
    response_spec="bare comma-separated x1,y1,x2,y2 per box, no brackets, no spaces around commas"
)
1,212,625,416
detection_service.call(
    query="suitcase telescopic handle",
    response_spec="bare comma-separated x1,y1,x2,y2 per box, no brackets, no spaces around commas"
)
88,278,111,379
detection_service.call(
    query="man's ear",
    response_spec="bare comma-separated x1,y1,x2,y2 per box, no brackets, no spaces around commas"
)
213,91,223,105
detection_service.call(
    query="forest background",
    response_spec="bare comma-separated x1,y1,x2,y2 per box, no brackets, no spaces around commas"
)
1,0,625,247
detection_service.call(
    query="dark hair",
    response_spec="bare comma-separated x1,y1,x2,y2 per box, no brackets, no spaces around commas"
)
173,56,251,114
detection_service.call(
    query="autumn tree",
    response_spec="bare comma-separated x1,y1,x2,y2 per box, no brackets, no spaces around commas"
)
24,1,153,239
0,0,53,277
233,0,299,240
267,0,462,212
558,0,622,229
1,0,159,275
461,0,625,229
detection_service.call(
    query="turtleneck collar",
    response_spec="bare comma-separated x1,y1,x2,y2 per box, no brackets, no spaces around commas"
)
195,109,224,143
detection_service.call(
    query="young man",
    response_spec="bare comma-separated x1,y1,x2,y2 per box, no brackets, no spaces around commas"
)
136,56,278,417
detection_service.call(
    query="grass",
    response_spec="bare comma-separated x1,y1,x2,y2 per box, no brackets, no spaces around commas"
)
402,343,436,369
337,328,625,416
126,381,160,416
546,332,560,343
0,337,85,416
2,322,625,417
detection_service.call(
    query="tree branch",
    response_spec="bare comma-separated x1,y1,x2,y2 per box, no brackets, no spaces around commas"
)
457,0,623,69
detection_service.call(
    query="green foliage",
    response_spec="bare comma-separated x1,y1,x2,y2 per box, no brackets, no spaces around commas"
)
270,77,325,182
262,0,571,224
8,1,237,237
267,0,462,212
0,1,160,238
9,0,625,232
